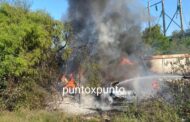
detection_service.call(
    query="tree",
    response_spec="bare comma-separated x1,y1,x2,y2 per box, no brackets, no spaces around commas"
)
142,25,170,54
169,30,190,54
0,3,66,110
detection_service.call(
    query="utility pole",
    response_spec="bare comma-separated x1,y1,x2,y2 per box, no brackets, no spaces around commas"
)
178,0,184,32
148,0,151,28
149,0,184,35
161,0,166,36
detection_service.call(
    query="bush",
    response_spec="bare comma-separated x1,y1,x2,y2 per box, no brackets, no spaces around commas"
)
0,3,66,111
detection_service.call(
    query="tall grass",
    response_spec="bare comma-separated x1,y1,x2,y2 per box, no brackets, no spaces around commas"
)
0,100,181,122
0,109,97,122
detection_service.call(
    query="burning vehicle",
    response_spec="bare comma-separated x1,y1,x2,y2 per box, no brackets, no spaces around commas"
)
95,72,190,106
95,81,136,106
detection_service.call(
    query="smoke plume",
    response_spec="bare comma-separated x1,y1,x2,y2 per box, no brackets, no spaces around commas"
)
66,0,148,82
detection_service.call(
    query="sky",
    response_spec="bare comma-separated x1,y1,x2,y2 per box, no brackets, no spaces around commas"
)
31,0,68,20
31,0,189,36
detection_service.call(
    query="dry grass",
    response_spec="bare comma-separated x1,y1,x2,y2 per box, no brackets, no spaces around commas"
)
111,100,181,122
0,109,98,122
0,100,182,122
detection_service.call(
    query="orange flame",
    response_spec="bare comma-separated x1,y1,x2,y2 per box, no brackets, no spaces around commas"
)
120,57,134,65
152,80,160,90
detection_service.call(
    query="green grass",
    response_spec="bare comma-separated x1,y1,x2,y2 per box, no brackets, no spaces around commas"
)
0,100,182,122
112,100,181,122
0,109,97,122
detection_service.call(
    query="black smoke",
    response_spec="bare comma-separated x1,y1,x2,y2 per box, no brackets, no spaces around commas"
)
66,0,146,81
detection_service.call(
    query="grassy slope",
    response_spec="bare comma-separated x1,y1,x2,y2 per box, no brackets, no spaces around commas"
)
0,110,90,122
0,100,181,122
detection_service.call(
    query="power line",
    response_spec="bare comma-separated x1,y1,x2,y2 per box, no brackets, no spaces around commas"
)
149,1,161,8
147,0,184,35
165,10,180,32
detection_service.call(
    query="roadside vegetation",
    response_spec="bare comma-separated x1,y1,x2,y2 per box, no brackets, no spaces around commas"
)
0,100,183,122
143,25,190,54
0,2,66,111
